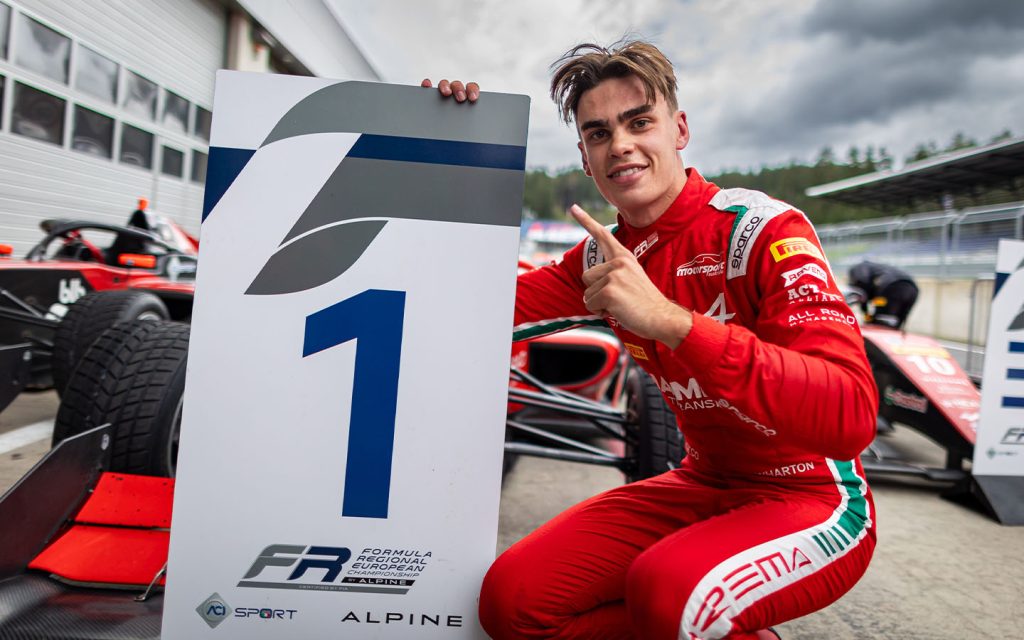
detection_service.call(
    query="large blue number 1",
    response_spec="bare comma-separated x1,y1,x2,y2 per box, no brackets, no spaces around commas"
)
303,289,406,519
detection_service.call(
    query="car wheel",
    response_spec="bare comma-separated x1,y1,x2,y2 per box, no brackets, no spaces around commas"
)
52,290,169,395
502,426,519,482
623,367,684,483
53,321,189,477
52,322,143,448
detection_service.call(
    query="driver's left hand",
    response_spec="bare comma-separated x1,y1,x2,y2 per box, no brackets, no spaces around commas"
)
420,79,480,103
571,204,693,348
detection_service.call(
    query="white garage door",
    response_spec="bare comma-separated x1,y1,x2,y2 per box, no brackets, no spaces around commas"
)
0,0,227,255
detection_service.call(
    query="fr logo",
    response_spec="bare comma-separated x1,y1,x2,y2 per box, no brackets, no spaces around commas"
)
1002,427,1024,445
243,545,352,582
238,545,352,589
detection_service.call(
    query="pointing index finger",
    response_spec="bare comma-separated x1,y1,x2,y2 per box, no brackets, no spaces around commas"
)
569,204,629,258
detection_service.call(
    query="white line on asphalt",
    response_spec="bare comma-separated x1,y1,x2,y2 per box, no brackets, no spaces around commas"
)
0,420,54,456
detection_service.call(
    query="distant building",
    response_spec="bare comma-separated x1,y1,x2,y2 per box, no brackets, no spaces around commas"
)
0,0,379,254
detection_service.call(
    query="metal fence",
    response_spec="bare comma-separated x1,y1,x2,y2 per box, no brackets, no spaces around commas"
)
817,202,1024,376
817,201,1024,278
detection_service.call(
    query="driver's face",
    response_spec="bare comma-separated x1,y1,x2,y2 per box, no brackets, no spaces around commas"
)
576,76,689,228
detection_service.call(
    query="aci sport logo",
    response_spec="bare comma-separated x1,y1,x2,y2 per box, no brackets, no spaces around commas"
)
196,592,298,629
197,593,231,629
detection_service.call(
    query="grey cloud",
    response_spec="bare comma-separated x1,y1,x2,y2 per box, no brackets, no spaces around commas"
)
710,23,1022,152
331,0,1022,175
803,0,1024,43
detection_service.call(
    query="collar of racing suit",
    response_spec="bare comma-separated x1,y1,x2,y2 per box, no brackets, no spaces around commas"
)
612,167,721,263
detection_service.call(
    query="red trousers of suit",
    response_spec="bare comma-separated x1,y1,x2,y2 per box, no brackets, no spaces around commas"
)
479,463,875,639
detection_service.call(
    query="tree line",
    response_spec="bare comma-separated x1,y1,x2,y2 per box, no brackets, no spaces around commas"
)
524,129,1016,225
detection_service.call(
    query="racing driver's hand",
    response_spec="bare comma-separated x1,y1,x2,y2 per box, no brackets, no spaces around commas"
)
571,204,693,349
421,78,479,103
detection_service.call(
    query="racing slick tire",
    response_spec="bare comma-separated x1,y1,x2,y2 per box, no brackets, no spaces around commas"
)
51,322,142,447
52,290,169,396
52,320,188,477
502,427,519,481
623,366,684,483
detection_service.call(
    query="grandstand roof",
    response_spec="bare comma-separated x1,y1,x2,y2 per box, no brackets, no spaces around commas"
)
806,136,1024,207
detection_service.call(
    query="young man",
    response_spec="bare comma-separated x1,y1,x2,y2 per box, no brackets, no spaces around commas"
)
426,40,877,640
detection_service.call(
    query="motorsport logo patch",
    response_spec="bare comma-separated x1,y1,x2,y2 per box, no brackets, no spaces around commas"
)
770,238,823,263
676,253,724,277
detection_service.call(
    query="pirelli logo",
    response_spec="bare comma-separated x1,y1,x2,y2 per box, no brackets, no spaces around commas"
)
624,343,648,360
770,237,823,263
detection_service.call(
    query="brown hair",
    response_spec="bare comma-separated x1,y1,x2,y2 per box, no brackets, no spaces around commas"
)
549,40,678,126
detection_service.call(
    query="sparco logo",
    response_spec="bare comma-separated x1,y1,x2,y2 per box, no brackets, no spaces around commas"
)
585,237,603,269
238,544,352,591
717,398,777,436
196,593,232,629
730,216,763,269
677,253,724,277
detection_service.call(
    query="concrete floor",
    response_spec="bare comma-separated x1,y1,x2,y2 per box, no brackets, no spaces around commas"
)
2,392,1023,639
496,433,1024,640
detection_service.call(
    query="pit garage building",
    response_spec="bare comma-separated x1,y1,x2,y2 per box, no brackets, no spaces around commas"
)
0,0,379,255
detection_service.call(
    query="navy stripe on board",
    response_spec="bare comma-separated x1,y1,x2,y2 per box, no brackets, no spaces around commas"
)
994,272,1009,296
1010,342,1024,354
202,134,525,223
203,146,257,222
349,134,526,171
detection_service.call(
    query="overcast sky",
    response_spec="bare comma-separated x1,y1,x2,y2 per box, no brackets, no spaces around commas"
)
329,0,1024,175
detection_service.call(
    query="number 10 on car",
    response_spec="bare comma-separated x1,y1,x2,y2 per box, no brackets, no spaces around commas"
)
303,288,406,519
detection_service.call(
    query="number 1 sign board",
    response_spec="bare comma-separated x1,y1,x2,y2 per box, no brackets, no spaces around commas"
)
972,239,1024,525
161,72,529,637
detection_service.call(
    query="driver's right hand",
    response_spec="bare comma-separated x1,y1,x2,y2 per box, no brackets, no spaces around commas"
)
420,78,480,103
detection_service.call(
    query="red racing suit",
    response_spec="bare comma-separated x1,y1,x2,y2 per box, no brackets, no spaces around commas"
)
480,169,877,640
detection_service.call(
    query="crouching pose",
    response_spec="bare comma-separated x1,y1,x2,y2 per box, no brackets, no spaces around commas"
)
427,39,877,640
